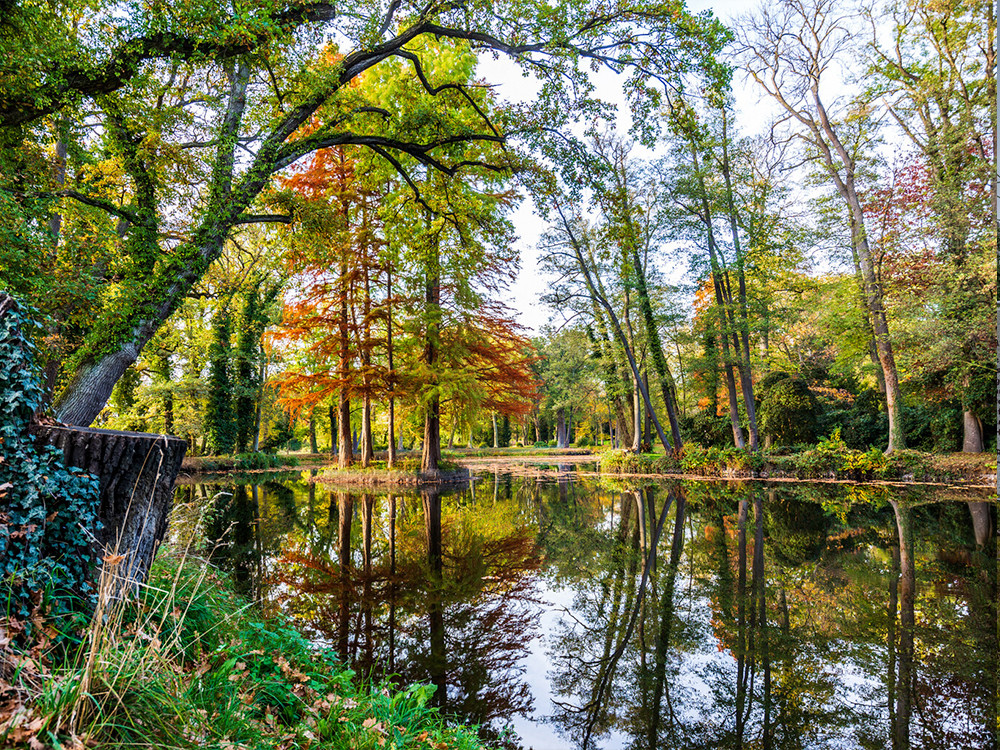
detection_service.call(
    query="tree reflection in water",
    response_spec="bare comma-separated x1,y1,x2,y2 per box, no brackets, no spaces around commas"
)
177,472,998,750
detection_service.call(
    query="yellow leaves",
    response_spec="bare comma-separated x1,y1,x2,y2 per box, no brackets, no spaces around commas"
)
82,159,126,200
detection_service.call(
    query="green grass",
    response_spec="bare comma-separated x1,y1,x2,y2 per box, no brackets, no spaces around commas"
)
0,551,493,750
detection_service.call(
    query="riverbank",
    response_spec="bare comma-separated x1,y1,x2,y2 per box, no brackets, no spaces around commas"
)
177,445,995,489
0,551,491,750
599,444,997,487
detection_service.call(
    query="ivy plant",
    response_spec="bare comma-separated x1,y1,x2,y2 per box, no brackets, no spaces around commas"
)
0,294,100,637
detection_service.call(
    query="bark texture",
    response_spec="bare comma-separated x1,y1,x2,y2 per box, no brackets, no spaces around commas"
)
30,424,187,590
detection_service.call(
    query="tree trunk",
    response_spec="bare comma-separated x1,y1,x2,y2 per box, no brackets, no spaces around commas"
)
31,424,187,592
556,408,569,448
338,390,352,469
420,207,441,476
492,412,499,449
361,395,373,467
329,401,337,457
643,371,652,448
558,202,675,453
719,108,760,451
689,143,745,450
632,376,641,451
387,266,396,469
360,252,374,467
814,90,906,452
962,409,984,453
309,414,318,454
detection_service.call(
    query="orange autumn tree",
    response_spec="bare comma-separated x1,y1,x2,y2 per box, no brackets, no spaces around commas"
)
273,144,389,469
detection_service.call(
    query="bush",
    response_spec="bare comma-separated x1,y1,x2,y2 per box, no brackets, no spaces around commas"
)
839,389,887,449
233,453,300,470
600,449,680,474
757,372,818,446
791,429,889,480
681,409,733,448
575,435,594,447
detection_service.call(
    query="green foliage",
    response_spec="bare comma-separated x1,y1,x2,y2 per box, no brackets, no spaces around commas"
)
681,409,735,448
498,415,512,448
260,411,294,453
23,552,491,750
575,434,594,447
205,306,236,455
790,429,889,480
599,449,679,474
837,389,887,450
757,372,818,445
233,282,277,453
232,453,300,471
0,296,100,635
678,444,764,475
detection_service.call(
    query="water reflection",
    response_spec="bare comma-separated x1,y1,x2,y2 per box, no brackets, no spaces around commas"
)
170,471,997,750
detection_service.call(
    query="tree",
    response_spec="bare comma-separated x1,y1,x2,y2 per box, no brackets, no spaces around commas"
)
3,0,728,428
865,0,997,452
204,304,236,455
736,0,908,452
591,134,685,449
273,144,385,469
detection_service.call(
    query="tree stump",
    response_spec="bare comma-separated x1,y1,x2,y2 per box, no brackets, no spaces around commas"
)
31,425,187,590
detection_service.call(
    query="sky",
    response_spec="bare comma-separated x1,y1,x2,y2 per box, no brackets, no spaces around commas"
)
483,0,777,335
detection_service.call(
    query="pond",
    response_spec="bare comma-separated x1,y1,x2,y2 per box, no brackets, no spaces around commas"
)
169,462,998,750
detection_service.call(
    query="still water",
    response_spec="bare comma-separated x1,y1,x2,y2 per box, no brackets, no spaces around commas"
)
169,463,998,750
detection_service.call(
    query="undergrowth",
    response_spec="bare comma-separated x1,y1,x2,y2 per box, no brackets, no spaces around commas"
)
0,550,491,750
599,431,991,483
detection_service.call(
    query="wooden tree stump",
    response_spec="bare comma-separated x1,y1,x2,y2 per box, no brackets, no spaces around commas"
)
31,424,187,591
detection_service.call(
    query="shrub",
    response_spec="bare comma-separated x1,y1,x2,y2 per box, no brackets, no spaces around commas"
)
757,372,818,446
840,389,887,449
575,435,594,447
234,452,280,470
681,409,733,448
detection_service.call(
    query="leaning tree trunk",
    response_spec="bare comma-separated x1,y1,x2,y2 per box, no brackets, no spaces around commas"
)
31,425,187,592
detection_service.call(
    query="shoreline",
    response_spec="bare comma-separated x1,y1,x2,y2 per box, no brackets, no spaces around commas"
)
176,448,996,491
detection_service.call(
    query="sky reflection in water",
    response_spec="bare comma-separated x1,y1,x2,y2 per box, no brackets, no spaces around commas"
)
170,465,998,750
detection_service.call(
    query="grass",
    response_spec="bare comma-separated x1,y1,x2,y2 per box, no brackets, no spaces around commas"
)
0,547,493,750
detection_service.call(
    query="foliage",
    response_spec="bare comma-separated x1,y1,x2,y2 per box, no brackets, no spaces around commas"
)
1,551,492,750
0,296,100,636
205,305,236,455
681,408,734,448
756,372,818,446
233,453,301,471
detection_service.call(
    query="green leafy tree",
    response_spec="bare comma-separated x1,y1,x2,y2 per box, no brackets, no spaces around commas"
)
205,305,236,455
